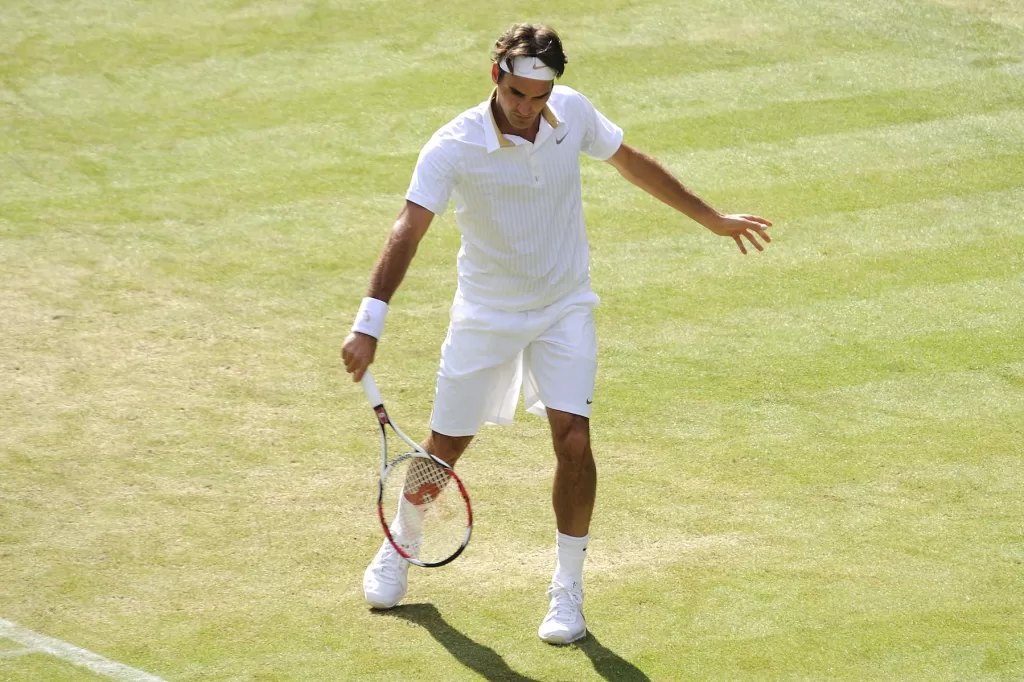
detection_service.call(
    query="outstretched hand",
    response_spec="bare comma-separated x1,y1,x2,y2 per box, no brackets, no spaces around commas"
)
708,214,773,254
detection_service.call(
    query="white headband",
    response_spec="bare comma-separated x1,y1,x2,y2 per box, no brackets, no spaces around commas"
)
498,56,557,81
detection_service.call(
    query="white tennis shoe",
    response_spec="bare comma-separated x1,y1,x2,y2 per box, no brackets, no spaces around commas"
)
538,583,587,644
363,540,413,609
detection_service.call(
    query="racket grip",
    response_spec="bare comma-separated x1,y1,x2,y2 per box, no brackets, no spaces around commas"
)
360,370,384,408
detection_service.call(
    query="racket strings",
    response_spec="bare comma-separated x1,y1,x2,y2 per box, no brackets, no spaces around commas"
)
403,457,451,506
383,454,468,565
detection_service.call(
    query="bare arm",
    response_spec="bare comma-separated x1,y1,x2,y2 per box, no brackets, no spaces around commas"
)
341,200,436,381
606,143,772,254
366,200,436,302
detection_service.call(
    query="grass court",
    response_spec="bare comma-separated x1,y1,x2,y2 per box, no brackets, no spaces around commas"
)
2,0,1023,679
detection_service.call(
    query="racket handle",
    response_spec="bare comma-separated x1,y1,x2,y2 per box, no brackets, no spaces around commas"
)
360,370,384,409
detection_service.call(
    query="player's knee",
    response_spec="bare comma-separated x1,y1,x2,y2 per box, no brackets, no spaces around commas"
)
427,431,473,465
551,419,591,464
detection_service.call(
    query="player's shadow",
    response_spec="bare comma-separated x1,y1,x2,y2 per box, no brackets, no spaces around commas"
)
574,633,651,681
381,603,650,681
381,603,541,681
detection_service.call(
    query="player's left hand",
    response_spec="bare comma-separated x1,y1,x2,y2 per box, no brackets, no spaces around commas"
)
708,214,773,254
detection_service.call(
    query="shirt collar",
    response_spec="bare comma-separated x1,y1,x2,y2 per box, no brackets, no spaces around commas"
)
541,103,561,128
485,88,561,153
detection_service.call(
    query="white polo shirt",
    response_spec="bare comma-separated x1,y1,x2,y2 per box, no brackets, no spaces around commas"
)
406,85,623,312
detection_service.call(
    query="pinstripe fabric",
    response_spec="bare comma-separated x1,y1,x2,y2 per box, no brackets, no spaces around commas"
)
406,86,623,312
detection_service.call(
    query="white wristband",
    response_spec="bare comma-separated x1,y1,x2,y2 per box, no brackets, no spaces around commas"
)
351,297,388,340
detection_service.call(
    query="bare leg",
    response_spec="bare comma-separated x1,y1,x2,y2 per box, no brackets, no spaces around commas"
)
547,408,597,537
390,431,473,537
422,431,473,467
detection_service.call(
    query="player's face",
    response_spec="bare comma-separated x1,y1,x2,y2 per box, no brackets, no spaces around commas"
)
491,67,553,130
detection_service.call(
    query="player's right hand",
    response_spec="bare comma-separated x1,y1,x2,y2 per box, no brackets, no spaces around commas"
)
341,332,377,382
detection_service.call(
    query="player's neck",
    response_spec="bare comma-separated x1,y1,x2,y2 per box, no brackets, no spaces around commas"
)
492,99,541,143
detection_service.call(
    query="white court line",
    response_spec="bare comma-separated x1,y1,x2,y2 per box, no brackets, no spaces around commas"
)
0,619,168,681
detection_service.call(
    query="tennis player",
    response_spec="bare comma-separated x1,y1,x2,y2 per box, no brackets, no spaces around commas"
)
342,23,771,644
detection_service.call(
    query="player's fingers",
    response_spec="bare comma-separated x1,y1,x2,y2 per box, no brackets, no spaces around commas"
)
736,214,770,227
743,214,773,227
733,234,747,255
743,230,766,252
351,356,371,382
738,219,770,239
343,349,361,374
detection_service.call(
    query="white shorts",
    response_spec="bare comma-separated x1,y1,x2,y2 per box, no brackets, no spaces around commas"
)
430,287,600,437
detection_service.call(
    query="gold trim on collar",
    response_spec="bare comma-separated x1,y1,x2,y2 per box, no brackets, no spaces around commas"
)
488,89,515,149
488,88,562,148
541,105,561,128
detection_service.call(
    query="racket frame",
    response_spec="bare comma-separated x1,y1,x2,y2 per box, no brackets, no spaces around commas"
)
361,370,472,568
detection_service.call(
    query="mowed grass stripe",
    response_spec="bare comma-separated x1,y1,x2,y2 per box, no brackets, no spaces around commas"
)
8,65,1023,200
8,109,1024,235
8,46,1015,154
598,149,1024,221
627,76,1024,152
711,276,1024,352
606,319,1024,404
1,0,893,91
598,188,1024,281
13,6,1008,151
611,54,1009,123
603,233,1024,327
614,270,1024,364
590,109,1024,196
742,187,1024,265
595,188,1024,316
1,34,487,126
0,0,496,74
641,600,1021,680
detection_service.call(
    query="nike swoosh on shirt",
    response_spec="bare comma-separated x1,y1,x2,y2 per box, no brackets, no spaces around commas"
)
555,134,568,144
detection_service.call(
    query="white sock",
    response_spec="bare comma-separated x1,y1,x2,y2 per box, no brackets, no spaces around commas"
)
390,494,428,546
552,531,589,590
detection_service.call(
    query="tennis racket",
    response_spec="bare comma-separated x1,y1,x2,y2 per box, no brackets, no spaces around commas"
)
360,370,472,568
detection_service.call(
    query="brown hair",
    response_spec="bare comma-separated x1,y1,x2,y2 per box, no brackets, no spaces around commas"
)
492,23,568,79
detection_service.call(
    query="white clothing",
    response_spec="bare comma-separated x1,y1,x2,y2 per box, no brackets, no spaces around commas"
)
406,85,623,312
429,287,599,437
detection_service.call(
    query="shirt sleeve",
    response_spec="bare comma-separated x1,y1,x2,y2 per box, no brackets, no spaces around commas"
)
578,92,624,161
405,134,458,216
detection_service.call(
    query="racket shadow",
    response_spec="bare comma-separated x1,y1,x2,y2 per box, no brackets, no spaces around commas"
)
573,634,652,682
379,603,542,682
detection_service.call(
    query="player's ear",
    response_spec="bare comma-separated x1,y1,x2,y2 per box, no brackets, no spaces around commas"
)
491,63,500,85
